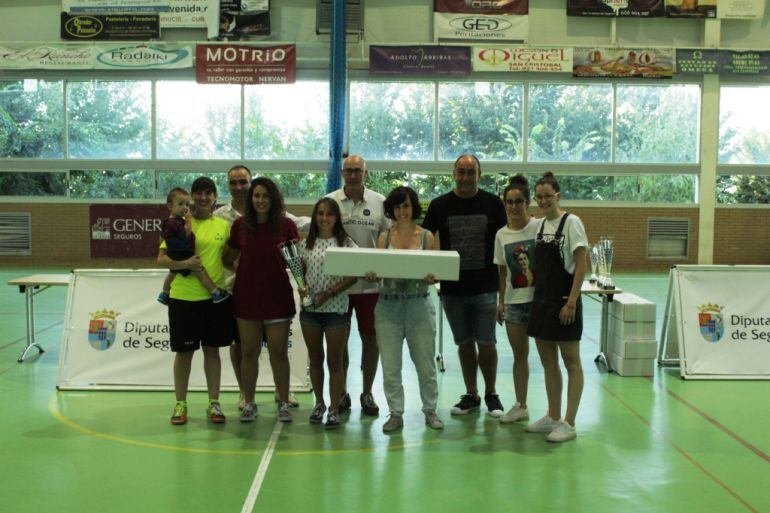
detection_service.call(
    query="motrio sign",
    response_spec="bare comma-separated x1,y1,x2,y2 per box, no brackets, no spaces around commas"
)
195,44,296,84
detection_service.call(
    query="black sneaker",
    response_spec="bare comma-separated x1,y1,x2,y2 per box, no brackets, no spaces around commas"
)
484,393,505,418
338,393,352,414
450,393,481,415
360,393,380,416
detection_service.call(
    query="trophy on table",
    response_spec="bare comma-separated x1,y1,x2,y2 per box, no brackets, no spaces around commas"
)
278,239,313,308
589,244,600,284
598,236,614,290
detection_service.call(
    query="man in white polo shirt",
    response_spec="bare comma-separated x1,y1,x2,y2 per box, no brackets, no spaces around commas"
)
326,155,389,416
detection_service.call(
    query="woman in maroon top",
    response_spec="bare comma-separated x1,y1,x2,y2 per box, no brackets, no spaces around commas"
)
223,177,299,422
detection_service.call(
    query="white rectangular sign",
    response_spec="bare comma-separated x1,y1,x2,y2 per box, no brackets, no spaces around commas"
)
62,0,170,12
434,12,528,42
57,269,309,391
473,46,573,72
0,44,193,70
324,247,460,281
718,0,765,18
669,265,770,379
160,0,217,28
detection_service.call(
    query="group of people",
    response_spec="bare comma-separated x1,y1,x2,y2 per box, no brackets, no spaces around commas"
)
158,153,588,443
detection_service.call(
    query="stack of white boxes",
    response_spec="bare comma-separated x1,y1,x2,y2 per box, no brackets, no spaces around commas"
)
607,293,657,377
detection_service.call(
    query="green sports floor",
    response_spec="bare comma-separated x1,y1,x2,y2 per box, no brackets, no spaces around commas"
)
1,268,768,513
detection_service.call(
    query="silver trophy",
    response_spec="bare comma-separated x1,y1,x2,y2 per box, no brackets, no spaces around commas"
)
278,239,313,308
598,237,614,290
589,244,600,284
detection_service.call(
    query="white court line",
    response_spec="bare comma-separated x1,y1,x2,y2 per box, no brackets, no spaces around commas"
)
240,421,284,513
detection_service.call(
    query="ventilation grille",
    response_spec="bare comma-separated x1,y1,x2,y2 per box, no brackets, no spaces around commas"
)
647,218,689,259
316,0,363,34
0,212,31,256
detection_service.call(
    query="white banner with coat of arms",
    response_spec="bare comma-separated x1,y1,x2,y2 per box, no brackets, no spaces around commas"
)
57,269,310,391
668,265,770,379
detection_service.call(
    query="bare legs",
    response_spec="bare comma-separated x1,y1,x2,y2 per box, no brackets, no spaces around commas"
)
457,343,498,396
505,322,529,408
534,339,583,426
173,345,222,401
237,318,291,404
303,323,346,413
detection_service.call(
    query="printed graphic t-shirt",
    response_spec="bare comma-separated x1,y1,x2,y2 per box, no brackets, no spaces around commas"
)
494,217,540,305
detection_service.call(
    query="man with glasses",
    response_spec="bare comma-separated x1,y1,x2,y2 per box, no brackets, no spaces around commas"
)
422,155,507,418
326,155,389,416
215,164,308,410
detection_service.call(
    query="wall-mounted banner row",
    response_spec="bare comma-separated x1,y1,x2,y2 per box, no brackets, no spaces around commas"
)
370,46,471,76
566,0,762,18
434,0,529,42
573,47,674,78
0,43,193,69
195,44,295,84
219,0,271,40
62,0,169,12
677,49,770,76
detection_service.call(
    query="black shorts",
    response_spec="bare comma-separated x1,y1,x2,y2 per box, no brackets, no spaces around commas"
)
168,297,234,352
527,296,583,342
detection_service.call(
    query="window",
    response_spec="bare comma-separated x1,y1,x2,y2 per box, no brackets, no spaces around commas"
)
616,85,700,164
717,175,770,204
157,172,228,200
349,82,435,160
438,82,523,161
245,82,329,160
156,82,240,159
719,86,770,165
69,170,154,199
67,81,151,159
528,84,612,163
0,172,66,196
0,80,63,158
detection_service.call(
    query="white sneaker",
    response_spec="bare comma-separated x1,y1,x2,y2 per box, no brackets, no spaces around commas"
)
546,420,577,442
424,411,444,430
240,402,258,422
500,403,529,424
277,402,293,422
524,414,560,433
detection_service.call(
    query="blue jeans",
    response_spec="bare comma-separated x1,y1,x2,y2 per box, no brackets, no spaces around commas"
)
441,292,498,346
374,295,438,416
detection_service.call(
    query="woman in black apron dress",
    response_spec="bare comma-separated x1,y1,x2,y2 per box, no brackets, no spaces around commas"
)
524,172,587,443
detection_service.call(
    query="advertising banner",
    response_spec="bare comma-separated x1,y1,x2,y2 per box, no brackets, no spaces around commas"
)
219,0,270,39
159,0,217,28
718,0,765,18
675,48,720,74
573,47,674,78
57,269,310,390
61,13,161,40
62,0,169,12
665,266,770,379
664,0,716,17
434,0,528,41
0,44,192,70
473,46,572,72
676,49,770,76
90,204,166,258
567,0,664,17
195,44,295,84
370,46,471,76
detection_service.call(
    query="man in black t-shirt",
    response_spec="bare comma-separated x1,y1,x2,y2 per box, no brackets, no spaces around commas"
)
422,155,507,418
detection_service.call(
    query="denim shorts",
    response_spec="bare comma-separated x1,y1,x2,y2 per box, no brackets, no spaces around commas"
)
441,292,497,346
300,310,347,330
505,302,532,325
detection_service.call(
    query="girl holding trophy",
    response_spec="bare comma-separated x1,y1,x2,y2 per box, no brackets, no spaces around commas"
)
223,177,299,423
298,198,358,429
525,172,588,443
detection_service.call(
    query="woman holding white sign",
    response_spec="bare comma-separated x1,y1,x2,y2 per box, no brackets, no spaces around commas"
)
366,186,444,434
525,172,588,443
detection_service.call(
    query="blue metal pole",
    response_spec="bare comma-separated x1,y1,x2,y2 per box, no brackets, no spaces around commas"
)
326,0,346,193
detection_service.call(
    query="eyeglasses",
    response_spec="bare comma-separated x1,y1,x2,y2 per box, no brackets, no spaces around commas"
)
343,167,365,175
229,179,249,186
505,198,526,206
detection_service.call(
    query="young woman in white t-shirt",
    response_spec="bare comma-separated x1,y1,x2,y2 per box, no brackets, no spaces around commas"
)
493,174,540,425
524,172,588,443
299,198,357,429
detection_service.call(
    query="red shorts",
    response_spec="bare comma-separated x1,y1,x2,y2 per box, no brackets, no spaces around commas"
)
346,293,379,337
